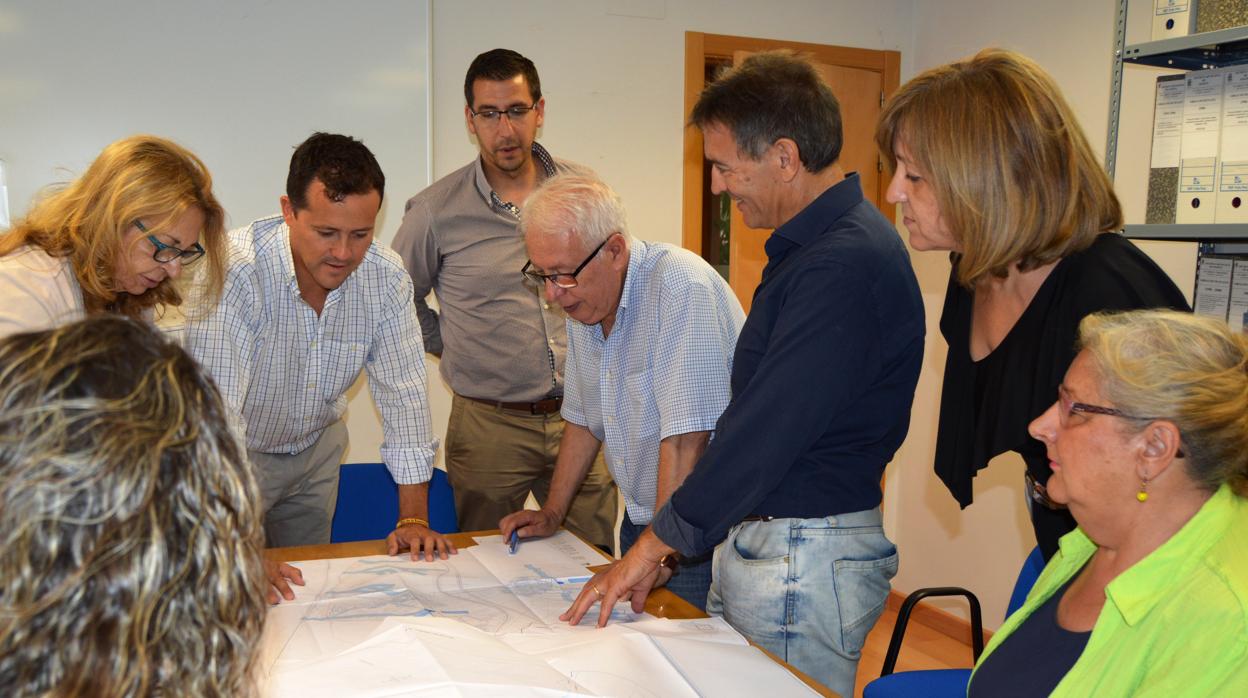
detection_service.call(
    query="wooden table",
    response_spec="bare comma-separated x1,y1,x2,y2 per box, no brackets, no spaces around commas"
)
271,531,837,697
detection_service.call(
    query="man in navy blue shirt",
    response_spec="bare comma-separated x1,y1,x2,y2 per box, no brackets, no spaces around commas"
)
562,52,925,697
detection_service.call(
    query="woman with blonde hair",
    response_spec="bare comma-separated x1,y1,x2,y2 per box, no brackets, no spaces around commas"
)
968,309,1248,695
0,134,227,336
0,315,267,696
876,48,1189,557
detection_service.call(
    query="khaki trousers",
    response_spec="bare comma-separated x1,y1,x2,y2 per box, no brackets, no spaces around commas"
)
446,394,617,552
251,420,349,548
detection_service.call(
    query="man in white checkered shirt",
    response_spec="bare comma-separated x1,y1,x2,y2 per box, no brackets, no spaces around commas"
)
185,134,453,600
499,172,744,610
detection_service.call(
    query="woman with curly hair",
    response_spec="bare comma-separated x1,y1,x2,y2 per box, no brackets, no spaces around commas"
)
0,316,267,696
0,134,227,337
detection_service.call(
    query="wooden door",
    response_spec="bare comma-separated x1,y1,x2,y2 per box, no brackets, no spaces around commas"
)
726,51,885,311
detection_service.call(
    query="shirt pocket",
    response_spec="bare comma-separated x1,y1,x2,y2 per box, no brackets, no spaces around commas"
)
320,339,368,400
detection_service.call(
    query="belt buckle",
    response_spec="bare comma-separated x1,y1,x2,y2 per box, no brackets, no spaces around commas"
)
531,397,562,415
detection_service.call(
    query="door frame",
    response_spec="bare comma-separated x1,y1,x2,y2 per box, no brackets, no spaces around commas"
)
682,32,901,254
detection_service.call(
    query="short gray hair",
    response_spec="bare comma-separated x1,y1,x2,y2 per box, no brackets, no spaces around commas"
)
520,172,628,250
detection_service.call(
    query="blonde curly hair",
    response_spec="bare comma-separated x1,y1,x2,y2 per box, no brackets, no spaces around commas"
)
0,316,266,696
0,135,227,318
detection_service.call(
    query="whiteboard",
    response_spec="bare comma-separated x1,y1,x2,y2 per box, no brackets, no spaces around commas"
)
0,0,430,244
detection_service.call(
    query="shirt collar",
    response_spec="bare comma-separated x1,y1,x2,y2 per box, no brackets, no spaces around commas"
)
473,141,557,216
278,220,299,294
616,237,647,316
764,172,865,260
1103,484,1239,626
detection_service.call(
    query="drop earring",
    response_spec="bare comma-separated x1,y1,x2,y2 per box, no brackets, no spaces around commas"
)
1137,478,1150,503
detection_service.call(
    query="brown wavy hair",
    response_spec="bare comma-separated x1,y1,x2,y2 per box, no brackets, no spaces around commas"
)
876,48,1122,288
0,316,266,696
0,135,227,317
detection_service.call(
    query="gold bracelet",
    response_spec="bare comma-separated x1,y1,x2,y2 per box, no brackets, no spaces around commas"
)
395,517,429,530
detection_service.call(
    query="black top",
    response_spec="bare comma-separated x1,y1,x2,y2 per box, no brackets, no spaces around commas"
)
968,574,1091,697
652,174,926,557
934,233,1189,508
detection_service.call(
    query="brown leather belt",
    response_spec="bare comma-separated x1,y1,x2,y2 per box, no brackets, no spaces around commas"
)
463,395,563,415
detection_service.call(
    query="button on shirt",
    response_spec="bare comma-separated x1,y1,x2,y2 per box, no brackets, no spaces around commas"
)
184,216,437,485
562,240,744,525
392,143,586,402
651,174,926,557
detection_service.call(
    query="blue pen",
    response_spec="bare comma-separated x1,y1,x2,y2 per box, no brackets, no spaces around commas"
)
508,530,519,555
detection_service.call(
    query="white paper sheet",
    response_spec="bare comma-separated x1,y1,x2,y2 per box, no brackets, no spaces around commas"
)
650,636,820,697
261,549,813,697
469,531,604,583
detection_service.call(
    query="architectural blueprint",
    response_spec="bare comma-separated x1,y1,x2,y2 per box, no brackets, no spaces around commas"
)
260,532,818,697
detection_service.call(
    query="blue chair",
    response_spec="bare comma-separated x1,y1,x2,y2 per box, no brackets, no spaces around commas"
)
863,546,1046,697
330,463,459,543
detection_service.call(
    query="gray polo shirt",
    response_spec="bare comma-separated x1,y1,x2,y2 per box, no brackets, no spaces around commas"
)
392,143,585,403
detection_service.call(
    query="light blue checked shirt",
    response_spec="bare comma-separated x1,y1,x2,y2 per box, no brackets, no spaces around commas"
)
184,216,437,485
562,239,744,525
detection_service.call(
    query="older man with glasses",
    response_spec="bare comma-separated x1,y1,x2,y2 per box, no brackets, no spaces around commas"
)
393,49,618,552
500,172,743,610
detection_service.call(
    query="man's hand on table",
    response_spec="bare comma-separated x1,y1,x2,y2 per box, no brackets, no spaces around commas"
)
498,507,562,542
561,528,673,627
387,523,458,561
264,558,305,604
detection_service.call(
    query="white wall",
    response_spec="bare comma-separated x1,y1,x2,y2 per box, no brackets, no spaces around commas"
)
0,1,429,238
0,1,432,466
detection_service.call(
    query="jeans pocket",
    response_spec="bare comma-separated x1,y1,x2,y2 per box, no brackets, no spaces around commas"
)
729,521,790,564
717,524,791,642
832,547,898,655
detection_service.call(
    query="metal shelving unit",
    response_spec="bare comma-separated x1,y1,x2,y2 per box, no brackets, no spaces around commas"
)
1106,0,1248,257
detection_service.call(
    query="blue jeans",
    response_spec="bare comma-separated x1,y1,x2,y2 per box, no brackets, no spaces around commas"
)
706,509,897,697
620,514,713,611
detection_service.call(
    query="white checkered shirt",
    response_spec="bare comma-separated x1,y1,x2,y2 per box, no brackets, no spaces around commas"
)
562,239,744,524
184,216,437,485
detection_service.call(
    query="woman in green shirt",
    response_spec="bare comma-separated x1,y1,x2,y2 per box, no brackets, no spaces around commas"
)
969,309,1248,696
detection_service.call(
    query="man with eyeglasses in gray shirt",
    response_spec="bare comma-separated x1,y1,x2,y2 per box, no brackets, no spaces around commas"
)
392,48,617,551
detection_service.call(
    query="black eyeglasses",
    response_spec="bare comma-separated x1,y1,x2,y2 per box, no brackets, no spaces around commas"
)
470,104,537,123
521,236,612,289
135,220,206,265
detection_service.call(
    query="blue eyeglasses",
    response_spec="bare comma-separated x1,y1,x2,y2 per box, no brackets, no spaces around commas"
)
134,219,206,265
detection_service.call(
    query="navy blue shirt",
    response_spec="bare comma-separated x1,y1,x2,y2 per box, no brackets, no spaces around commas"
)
651,174,925,557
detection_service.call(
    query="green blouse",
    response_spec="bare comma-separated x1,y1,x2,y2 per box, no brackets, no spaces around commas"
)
971,484,1248,697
